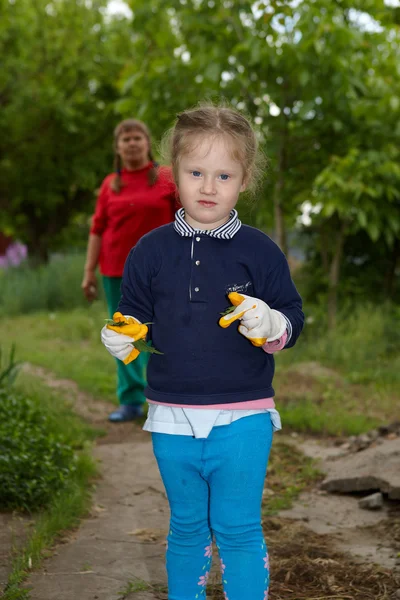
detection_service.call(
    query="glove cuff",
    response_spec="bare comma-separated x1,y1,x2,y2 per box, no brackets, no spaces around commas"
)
268,310,287,342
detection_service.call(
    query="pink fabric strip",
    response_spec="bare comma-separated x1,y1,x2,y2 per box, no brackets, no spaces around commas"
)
262,331,287,353
147,397,275,410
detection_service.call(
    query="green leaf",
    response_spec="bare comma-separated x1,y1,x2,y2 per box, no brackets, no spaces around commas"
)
133,339,163,355
104,319,127,327
220,305,236,316
389,96,399,111
357,211,367,228
366,222,380,242
299,71,309,86
120,72,141,95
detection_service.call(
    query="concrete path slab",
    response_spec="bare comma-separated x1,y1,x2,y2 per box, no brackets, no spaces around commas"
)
25,438,169,600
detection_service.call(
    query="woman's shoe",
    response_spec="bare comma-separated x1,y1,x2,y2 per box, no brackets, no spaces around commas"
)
108,404,145,423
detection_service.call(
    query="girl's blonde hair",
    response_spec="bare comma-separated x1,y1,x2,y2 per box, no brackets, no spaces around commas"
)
111,119,158,193
161,102,265,193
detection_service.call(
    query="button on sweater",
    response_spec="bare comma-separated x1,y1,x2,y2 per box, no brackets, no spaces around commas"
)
118,212,304,406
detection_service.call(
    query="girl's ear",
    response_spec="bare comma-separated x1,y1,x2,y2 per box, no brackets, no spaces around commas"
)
240,177,248,192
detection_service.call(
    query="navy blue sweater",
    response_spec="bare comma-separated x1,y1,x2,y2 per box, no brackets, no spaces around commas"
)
118,222,304,405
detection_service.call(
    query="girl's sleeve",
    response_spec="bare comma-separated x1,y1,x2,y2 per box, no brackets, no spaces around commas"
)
259,256,304,349
117,238,155,325
90,178,110,236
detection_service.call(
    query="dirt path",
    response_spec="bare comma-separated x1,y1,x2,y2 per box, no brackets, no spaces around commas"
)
26,438,169,600
2,366,399,599
20,365,169,600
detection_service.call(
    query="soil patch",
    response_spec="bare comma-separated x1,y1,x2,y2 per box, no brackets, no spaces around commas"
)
209,519,399,599
0,513,33,589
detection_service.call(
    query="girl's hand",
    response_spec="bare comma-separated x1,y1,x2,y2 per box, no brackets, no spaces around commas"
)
101,313,148,364
82,270,98,302
219,292,286,346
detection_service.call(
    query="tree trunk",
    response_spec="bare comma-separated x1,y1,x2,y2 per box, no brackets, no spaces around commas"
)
319,224,330,273
273,117,289,256
27,239,50,266
327,221,347,329
384,238,399,298
273,186,288,256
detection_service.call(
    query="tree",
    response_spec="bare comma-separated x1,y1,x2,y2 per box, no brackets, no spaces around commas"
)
0,0,134,263
118,0,400,323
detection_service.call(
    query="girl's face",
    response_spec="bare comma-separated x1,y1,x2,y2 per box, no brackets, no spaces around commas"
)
177,135,246,231
117,128,150,169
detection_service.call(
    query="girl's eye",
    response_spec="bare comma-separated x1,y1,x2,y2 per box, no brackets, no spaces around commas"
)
219,174,230,181
191,171,201,177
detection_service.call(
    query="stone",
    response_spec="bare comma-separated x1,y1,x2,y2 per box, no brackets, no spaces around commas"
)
321,438,400,499
388,421,400,434
358,492,383,510
378,421,400,436
355,434,371,451
379,425,390,435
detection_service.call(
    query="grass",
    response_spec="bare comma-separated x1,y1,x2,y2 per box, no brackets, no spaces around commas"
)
1,252,398,430
13,371,102,445
0,303,117,404
273,303,400,435
0,301,399,434
2,374,99,600
0,253,104,316
277,302,400,387
117,578,168,599
278,397,378,436
263,441,323,516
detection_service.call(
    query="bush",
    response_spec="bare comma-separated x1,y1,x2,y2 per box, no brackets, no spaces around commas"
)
0,387,77,511
0,252,104,316
0,347,80,511
0,345,20,387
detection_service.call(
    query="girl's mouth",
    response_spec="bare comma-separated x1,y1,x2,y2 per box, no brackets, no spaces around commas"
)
198,201,217,208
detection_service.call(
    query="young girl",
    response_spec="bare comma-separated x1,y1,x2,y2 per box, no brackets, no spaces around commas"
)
101,104,304,600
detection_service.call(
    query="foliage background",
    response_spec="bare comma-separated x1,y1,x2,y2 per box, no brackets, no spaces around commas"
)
1,0,399,321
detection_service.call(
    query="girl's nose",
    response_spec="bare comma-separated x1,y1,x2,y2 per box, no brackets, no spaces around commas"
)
200,177,217,195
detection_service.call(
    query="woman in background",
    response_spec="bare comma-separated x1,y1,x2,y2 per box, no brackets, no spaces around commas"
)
82,119,177,422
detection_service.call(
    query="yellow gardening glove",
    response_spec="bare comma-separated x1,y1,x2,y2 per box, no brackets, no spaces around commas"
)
219,292,286,347
101,312,149,364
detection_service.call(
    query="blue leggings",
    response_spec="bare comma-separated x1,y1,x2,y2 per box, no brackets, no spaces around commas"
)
152,413,273,600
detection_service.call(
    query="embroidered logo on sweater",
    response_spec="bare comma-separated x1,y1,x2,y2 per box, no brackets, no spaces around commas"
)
225,281,252,294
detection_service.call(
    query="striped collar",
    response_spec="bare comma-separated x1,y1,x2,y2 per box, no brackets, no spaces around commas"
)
174,207,242,240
